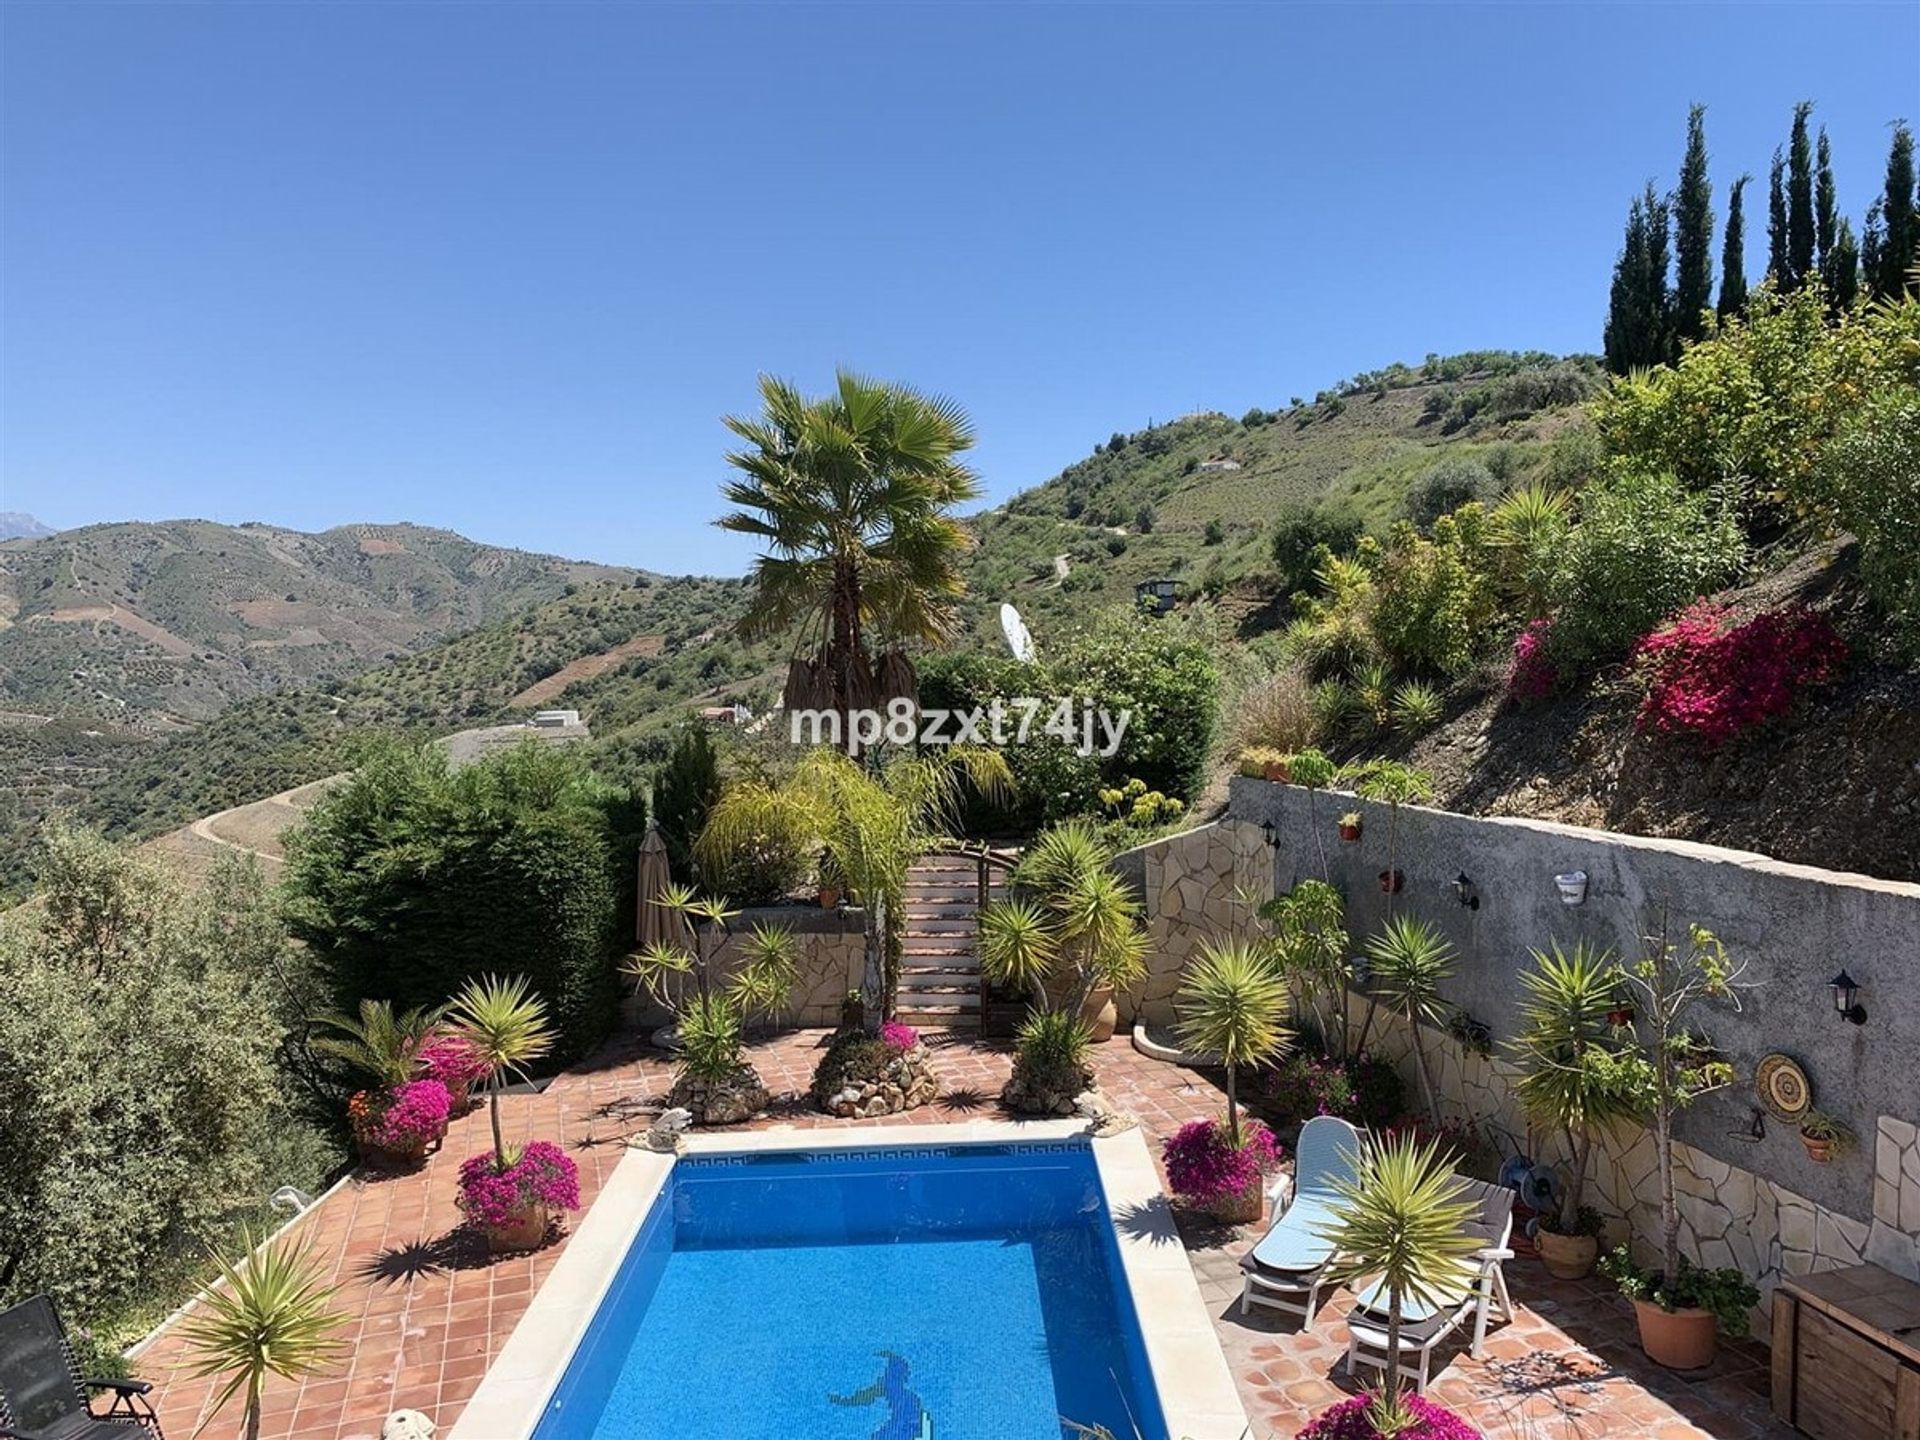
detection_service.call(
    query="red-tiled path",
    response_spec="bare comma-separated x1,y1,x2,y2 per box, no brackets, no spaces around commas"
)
134,1030,1792,1440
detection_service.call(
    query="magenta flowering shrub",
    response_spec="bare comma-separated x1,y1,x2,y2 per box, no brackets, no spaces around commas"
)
456,1141,581,1228
355,1079,452,1150
1505,617,1558,700
1632,602,1845,746
879,1021,920,1052
1297,1394,1482,1440
419,1031,491,1091
1162,1119,1279,1205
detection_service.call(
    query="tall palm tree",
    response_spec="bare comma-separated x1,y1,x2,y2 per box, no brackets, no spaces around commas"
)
717,371,981,720
1318,1135,1481,1435
178,1232,350,1440
1174,939,1291,1148
1362,916,1456,1125
699,747,1008,1031
450,974,556,1165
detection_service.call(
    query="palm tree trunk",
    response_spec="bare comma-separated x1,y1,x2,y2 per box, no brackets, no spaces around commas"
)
861,892,888,1034
489,1078,507,1168
244,1380,263,1440
1562,1127,1592,1232
1383,1286,1404,1420
1225,1067,1241,1149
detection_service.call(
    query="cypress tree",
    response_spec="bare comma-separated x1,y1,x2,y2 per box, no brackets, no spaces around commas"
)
1874,121,1916,299
1718,175,1751,318
1673,104,1715,344
1767,150,1790,286
1787,102,1815,288
1644,181,1673,362
1863,199,1885,294
1815,128,1838,265
1830,218,1861,311
1604,195,1651,373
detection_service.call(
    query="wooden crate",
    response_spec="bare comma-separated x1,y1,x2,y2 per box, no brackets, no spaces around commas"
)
1772,1265,1920,1440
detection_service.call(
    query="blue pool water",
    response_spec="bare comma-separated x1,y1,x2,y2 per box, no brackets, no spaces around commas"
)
531,1142,1169,1440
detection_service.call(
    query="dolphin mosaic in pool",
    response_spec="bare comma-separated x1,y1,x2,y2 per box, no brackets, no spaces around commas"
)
829,1351,932,1440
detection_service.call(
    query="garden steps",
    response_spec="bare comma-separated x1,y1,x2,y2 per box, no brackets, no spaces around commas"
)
892,852,1008,1032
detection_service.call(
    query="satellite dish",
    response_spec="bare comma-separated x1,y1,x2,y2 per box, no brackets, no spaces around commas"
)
999,603,1036,664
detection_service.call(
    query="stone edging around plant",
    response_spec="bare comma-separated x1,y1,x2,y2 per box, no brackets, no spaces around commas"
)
668,1067,771,1126
818,1043,939,1118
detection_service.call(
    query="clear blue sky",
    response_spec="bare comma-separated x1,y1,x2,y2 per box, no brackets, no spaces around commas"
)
2,3,1914,576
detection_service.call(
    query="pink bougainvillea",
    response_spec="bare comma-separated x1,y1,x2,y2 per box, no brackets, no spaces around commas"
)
1162,1118,1279,1205
456,1141,581,1229
1632,602,1845,747
1297,1394,1482,1440
879,1022,920,1052
352,1079,452,1151
1505,617,1558,700
419,1031,491,1091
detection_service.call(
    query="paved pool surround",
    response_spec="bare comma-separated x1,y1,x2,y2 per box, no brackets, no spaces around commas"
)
450,1120,1250,1440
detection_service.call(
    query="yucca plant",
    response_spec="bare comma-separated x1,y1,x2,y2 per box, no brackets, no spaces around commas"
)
1317,1135,1481,1435
978,820,1147,1018
1510,941,1649,1235
1489,482,1572,616
309,998,443,1088
1361,917,1455,1125
178,1231,350,1440
1389,680,1445,736
1174,939,1291,1147
1352,660,1394,736
1015,1007,1094,1081
677,991,748,1084
726,922,800,1028
450,974,556,1166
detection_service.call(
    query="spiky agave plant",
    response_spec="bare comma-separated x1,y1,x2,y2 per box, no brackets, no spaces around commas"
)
178,1232,350,1440
450,974,556,1167
1174,939,1291,1147
1316,1135,1481,1436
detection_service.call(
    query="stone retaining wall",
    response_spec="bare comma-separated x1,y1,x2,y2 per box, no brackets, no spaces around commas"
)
1114,820,1270,1026
627,904,867,1028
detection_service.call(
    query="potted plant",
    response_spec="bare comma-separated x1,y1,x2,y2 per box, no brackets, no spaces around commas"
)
1601,920,1752,1368
839,988,866,1032
1606,987,1637,1028
1169,939,1291,1222
456,1141,582,1253
818,853,845,909
1315,1134,1484,1440
1377,869,1405,895
1164,1115,1280,1223
1258,878,1351,1061
1338,811,1364,843
345,1078,452,1168
978,820,1147,1055
1510,941,1648,1280
1798,1109,1855,1164
178,1229,350,1440
418,1028,491,1114
450,973,569,1253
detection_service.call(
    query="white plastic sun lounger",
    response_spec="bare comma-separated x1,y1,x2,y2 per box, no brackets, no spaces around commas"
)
1238,1114,1364,1324
1343,1173,1516,1391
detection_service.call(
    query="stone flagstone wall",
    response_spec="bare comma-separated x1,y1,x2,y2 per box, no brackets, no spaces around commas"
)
1115,820,1271,1026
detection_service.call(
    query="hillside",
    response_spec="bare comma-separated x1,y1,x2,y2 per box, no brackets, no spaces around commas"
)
0,519,635,726
958,353,1601,637
0,513,55,541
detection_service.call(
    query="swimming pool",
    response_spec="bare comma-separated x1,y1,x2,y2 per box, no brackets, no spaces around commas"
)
451,1122,1248,1440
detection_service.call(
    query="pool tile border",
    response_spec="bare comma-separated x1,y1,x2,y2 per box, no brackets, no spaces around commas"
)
449,1118,1249,1440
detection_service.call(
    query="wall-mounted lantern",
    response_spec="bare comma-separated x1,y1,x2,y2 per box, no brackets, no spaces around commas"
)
1554,870,1588,906
1828,970,1867,1026
1261,820,1279,849
1453,873,1480,911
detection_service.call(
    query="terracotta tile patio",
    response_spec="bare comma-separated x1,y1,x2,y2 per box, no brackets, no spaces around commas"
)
132,1030,1792,1440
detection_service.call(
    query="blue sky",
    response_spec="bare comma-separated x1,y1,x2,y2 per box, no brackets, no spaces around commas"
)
2,3,1914,576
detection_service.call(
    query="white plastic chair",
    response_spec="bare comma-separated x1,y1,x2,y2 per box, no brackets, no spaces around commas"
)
1238,1115,1364,1324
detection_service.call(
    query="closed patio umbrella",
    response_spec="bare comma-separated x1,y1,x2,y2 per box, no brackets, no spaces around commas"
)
635,822,674,949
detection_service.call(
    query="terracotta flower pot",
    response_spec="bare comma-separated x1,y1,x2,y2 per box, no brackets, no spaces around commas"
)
1263,761,1290,783
1079,984,1118,1043
1377,869,1405,895
1631,1299,1718,1370
1536,1227,1599,1280
1607,1008,1636,1028
819,886,841,909
356,1135,428,1171
484,1204,551,1255
1800,1133,1834,1164
1209,1173,1265,1225
1338,823,1362,843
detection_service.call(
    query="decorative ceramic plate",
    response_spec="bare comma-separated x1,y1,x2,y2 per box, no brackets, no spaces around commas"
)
1756,1053,1811,1119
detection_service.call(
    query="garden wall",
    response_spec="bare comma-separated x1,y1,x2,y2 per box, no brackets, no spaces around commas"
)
1122,781,1920,1334
626,905,866,1029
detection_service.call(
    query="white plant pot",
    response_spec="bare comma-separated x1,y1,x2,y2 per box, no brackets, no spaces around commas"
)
1554,871,1588,906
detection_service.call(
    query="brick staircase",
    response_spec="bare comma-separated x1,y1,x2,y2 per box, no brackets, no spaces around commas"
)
892,852,1007,1032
